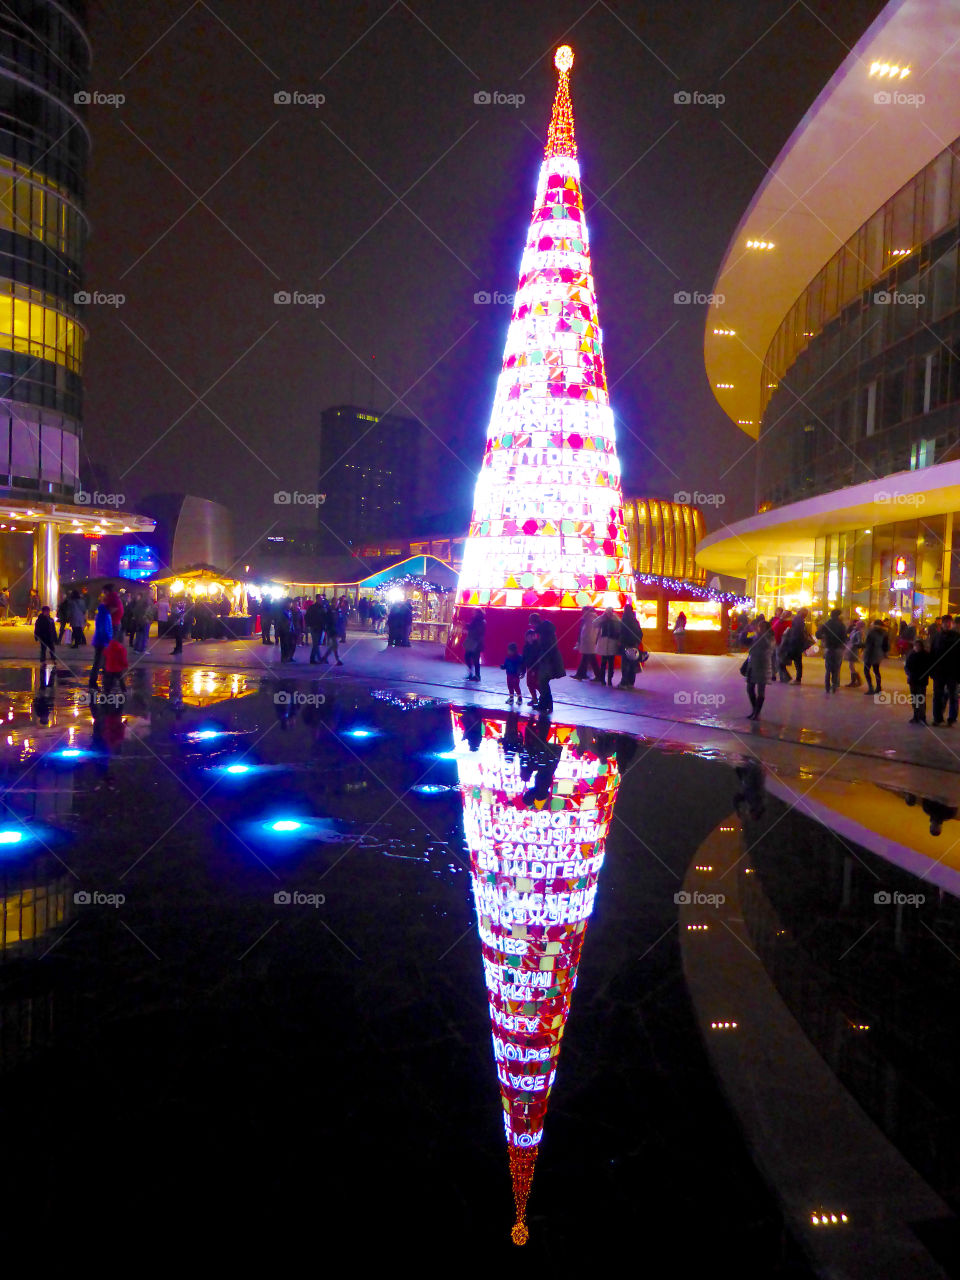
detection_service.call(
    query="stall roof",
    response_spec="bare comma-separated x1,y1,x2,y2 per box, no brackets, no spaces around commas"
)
248,553,457,590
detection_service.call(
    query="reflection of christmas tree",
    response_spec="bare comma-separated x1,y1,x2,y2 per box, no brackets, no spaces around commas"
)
453,710,621,1244
456,46,633,618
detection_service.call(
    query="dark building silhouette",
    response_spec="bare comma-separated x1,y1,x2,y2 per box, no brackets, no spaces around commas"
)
318,404,428,550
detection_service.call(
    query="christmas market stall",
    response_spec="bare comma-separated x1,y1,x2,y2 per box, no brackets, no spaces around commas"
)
150,566,253,638
633,573,751,653
357,555,457,643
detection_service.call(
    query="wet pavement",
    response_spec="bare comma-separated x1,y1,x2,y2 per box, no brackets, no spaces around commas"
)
0,649,957,1271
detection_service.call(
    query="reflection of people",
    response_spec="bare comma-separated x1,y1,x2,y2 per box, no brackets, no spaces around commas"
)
734,757,767,820
922,797,958,837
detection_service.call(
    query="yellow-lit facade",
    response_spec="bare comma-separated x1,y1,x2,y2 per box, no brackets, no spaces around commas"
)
0,163,85,263
0,287,83,373
623,497,706,583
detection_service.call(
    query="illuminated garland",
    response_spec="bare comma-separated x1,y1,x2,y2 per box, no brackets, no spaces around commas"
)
373,576,452,595
456,46,634,614
454,712,621,1244
634,572,752,606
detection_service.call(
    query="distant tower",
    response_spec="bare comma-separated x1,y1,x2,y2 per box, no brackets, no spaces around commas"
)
449,46,633,661
454,710,621,1244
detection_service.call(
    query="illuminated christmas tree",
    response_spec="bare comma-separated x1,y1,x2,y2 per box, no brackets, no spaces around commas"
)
453,710,621,1244
452,46,633,659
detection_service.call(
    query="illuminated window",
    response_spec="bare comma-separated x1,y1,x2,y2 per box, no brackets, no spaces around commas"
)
0,292,83,373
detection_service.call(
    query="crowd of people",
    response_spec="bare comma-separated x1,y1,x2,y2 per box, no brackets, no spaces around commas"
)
735,605,960,725
460,603,650,711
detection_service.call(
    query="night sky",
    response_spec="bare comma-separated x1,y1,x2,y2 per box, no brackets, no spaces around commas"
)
82,0,887,558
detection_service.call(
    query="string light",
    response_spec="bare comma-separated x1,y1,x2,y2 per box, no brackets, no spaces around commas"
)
545,46,576,159
634,572,752,606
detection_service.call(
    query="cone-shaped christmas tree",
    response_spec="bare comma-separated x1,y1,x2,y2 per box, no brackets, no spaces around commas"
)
450,46,633,663
453,710,621,1243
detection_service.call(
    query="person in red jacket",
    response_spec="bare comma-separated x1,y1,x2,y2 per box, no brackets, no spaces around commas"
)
771,608,792,645
103,637,128,699
102,582,124,632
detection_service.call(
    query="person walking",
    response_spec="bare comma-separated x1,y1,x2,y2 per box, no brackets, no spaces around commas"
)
501,642,524,704
862,618,890,695
905,638,932,724
89,595,113,687
522,626,541,707
572,606,601,681
68,590,86,647
930,615,960,725
170,599,186,655
306,597,325,664
55,594,71,644
276,599,296,663
34,605,57,663
463,609,485,681
319,598,344,665
102,636,128,700
596,607,620,686
672,610,687,653
260,596,274,645
25,587,40,626
745,618,775,720
844,617,865,686
781,608,811,683
816,607,847,694
618,601,643,688
532,612,564,713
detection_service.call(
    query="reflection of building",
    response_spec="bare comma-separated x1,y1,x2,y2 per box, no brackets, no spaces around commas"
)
0,4,153,609
698,0,960,622
450,47,633,665
453,710,621,1245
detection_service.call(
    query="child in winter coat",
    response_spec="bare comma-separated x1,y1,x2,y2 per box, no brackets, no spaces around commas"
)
501,642,525,704
34,605,57,662
103,637,128,697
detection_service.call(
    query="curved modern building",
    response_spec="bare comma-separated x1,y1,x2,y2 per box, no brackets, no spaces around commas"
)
0,3,151,608
698,0,960,622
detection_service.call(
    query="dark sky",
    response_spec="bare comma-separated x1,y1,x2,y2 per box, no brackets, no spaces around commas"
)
82,0,887,558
